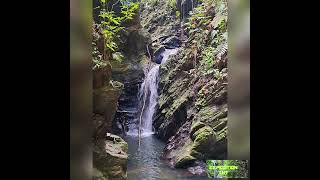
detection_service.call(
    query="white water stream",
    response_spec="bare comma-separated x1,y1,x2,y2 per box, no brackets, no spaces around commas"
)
127,48,178,137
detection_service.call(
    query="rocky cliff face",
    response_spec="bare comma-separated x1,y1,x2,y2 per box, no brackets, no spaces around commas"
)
140,0,228,170
92,0,228,178
92,2,150,179
93,134,129,180
111,10,150,135
92,22,129,180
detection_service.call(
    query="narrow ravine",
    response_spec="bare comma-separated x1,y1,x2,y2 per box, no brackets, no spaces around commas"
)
124,48,211,180
127,48,178,136
92,0,229,179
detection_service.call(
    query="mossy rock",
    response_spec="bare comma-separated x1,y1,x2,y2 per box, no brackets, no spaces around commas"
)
106,133,128,152
212,117,227,132
190,121,206,140
175,154,196,168
93,61,112,89
191,126,217,152
93,114,109,139
190,149,203,159
93,83,123,116
110,61,131,73
93,83,123,137
139,55,149,66
153,45,166,63
112,52,124,63
93,168,108,180
93,135,128,180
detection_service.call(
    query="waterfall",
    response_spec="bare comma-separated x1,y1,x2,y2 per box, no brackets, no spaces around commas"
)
139,65,159,135
127,48,178,137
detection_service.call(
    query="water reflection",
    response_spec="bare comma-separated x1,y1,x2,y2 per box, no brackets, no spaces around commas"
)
125,135,213,180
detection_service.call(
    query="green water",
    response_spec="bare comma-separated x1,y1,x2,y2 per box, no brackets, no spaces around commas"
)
125,135,212,180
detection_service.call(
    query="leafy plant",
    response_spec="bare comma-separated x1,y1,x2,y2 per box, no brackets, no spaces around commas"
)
184,0,227,76
176,10,180,18
99,0,140,52
167,0,177,10
141,0,158,7
92,0,139,70
92,23,105,70
200,46,215,75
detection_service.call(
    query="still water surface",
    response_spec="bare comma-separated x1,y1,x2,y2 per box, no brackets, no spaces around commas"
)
125,135,213,180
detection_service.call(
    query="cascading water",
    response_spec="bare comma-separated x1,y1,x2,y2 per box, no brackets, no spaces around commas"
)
125,46,211,180
125,47,204,180
139,48,178,135
127,48,178,137
138,65,159,135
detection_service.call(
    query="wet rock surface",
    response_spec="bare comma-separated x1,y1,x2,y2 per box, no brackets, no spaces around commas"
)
93,134,129,180
150,1,228,167
93,81,124,138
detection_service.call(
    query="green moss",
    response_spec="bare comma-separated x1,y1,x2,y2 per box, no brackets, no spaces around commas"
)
190,121,206,140
110,61,131,73
93,82,123,116
193,126,214,142
112,52,124,63
212,117,227,132
175,154,196,168
139,55,149,66
93,137,128,180
190,150,203,159
93,168,108,180
119,142,128,152
198,107,215,122
207,108,227,124
164,95,188,119
216,126,227,141
191,126,217,152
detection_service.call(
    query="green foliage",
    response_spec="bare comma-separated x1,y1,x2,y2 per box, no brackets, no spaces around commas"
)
92,1,139,69
167,0,177,10
175,10,180,18
121,2,140,20
112,52,124,63
184,5,210,31
92,24,105,70
184,0,227,76
200,47,214,75
99,0,140,52
141,0,158,7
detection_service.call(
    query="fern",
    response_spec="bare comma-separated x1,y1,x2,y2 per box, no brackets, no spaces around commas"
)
216,41,227,60
200,46,215,75
167,0,177,10
99,0,140,52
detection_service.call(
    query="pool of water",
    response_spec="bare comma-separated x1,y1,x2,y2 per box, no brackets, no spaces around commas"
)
124,135,213,180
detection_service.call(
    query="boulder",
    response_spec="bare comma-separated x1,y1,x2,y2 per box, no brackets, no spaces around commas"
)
153,46,166,64
93,62,112,89
190,121,205,139
161,36,181,49
175,153,196,168
191,126,217,152
93,134,128,180
93,82,123,137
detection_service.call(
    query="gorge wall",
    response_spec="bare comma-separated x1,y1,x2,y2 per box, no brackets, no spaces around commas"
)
141,0,228,170
92,0,228,178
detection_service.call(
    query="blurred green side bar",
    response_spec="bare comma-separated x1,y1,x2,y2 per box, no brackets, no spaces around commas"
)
228,0,250,161
70,0,92,180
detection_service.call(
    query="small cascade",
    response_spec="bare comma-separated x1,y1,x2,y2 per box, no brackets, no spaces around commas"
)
127,48,178,137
